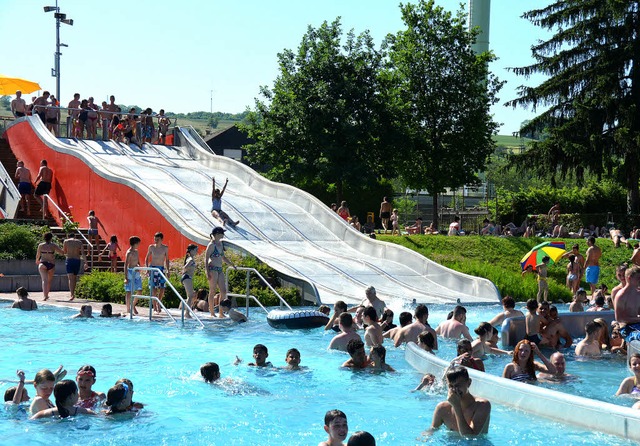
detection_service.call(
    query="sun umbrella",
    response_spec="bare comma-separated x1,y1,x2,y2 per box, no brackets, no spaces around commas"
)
0,74,41,96
520,241,566,271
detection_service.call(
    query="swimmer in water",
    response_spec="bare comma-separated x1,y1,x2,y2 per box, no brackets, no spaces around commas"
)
31,380,96,419
318,409,348,446
615,353,640,396
427,366,491,436
284,348,302,370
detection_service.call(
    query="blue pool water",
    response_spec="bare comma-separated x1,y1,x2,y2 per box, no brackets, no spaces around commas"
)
0,301,636,446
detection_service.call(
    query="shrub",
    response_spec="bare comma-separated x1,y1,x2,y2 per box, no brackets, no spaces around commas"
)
75,271,127,304
0,222,46,260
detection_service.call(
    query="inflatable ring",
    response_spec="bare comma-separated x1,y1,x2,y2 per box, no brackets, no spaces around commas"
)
267,309,329,329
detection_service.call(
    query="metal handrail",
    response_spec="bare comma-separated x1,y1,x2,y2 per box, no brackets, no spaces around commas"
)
231,267,293,314
42,193,94,270
131,266,204,327
0,158,20,218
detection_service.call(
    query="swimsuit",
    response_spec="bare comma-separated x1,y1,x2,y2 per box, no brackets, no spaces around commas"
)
66,258,81,275
208,265,223,273
524,333,542,344
632,379,640,395
149,265,166,289
88,228,98,236
34,181,51,196
76,392,101,409
208,244,224,272
567,273,577,281
181,273,191,282
510,372,532,383
585,266,600,284
212,197,222,212
380,211,390,219
124,268,142,292
17,182,31,195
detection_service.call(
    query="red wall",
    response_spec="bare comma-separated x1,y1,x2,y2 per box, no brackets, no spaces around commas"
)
5,120,202,259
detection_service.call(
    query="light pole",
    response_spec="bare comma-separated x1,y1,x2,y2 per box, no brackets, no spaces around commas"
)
44,1,73,102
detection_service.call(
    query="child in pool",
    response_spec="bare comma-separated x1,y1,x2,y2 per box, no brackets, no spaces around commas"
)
31,380,95,419
105,379,143,414
100,303,122,317
616,353,640,396
200,362,221,383
368,345,395,372
248,344,272,367
75,365,106,409
72,304,94,319
29,369,56,413
219,299,247,322
101,235,121,273
4,370,29,404
524,299,544,345
318,409,348,446
284,348,302,370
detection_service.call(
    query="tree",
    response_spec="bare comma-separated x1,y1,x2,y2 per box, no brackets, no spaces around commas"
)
506,1,640,213
0,95,10,110
385,0,503,228
241,19,391,203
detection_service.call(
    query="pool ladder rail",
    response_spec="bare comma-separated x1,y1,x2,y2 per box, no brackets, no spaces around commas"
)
131,266,204,328
228,267,293,317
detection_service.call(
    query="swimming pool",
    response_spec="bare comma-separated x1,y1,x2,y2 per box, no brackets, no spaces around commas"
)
0,302,636,445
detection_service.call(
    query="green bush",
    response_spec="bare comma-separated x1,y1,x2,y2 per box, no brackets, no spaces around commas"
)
0,222,46,260
75,271,127,303
492,180,627,226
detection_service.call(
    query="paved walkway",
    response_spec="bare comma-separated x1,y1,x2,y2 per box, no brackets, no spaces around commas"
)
0,290,231,323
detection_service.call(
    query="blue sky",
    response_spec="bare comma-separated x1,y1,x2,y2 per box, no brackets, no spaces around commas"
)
1,0,551,134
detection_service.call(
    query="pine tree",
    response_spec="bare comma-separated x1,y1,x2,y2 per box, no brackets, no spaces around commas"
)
507,1,640,213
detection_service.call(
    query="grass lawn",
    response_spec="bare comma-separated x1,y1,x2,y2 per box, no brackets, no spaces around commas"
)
378,234,630,302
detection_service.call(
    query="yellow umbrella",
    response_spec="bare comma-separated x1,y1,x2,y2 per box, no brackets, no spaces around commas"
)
0,74,41,96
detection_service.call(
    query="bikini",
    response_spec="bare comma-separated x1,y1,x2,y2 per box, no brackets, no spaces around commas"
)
208,245,224,272
632,378,640,395
510,372,532,383
40,249,55,270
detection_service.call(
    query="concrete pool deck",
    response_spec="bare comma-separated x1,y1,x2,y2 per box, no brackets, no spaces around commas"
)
0,290,232,323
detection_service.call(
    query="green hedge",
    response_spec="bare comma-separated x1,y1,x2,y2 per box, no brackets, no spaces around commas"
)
493,180,627,226
0,222,47,260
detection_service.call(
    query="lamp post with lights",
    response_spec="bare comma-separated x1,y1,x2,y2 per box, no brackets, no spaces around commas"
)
44,1,73,102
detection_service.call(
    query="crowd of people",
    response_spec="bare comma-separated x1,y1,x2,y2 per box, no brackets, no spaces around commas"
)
10,90,172,144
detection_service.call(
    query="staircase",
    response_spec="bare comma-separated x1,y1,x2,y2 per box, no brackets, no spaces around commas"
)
1,136,122,272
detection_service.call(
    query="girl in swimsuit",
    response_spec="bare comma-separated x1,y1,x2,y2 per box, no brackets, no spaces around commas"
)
337,200,350,221
181,244,198,314
75,365,105,409
205,227,237,318
29,369,57,414
36,232,64,300
502,340,556,383
31,380,95,419
616,353,640,396
101,235,122,273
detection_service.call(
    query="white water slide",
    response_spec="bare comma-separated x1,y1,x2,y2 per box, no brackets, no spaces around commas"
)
28,119,500,307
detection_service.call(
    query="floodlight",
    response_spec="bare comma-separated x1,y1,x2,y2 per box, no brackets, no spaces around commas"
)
54,12,66,19
61,19,73,26
43,6,57,12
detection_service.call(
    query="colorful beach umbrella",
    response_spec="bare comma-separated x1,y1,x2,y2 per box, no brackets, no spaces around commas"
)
520,241,566,271
0,74,41,96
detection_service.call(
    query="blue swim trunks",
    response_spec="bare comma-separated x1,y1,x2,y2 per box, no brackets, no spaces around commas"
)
124,269,142,292
65,258,81,275
620,323,640,343
18,182,31,195
585,266,600,284
149,265,166,289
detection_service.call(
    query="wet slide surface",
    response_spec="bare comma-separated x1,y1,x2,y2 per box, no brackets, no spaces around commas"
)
6,118,500,306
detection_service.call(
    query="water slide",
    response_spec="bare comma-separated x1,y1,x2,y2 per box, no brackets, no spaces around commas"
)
5,117,500,307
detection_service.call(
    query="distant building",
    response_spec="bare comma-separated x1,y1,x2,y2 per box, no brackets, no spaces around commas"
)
203,125,253,161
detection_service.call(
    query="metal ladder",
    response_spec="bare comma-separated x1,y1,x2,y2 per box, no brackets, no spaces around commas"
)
130,266,204,328
228,267,293,316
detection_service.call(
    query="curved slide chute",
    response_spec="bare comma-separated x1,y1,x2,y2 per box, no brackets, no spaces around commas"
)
5,117,500,306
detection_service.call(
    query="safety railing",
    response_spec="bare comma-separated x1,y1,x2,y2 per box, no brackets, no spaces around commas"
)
227,267,292,317
42,194,94,270
0,156,20,219
28,105,179,142
131,266,204,327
